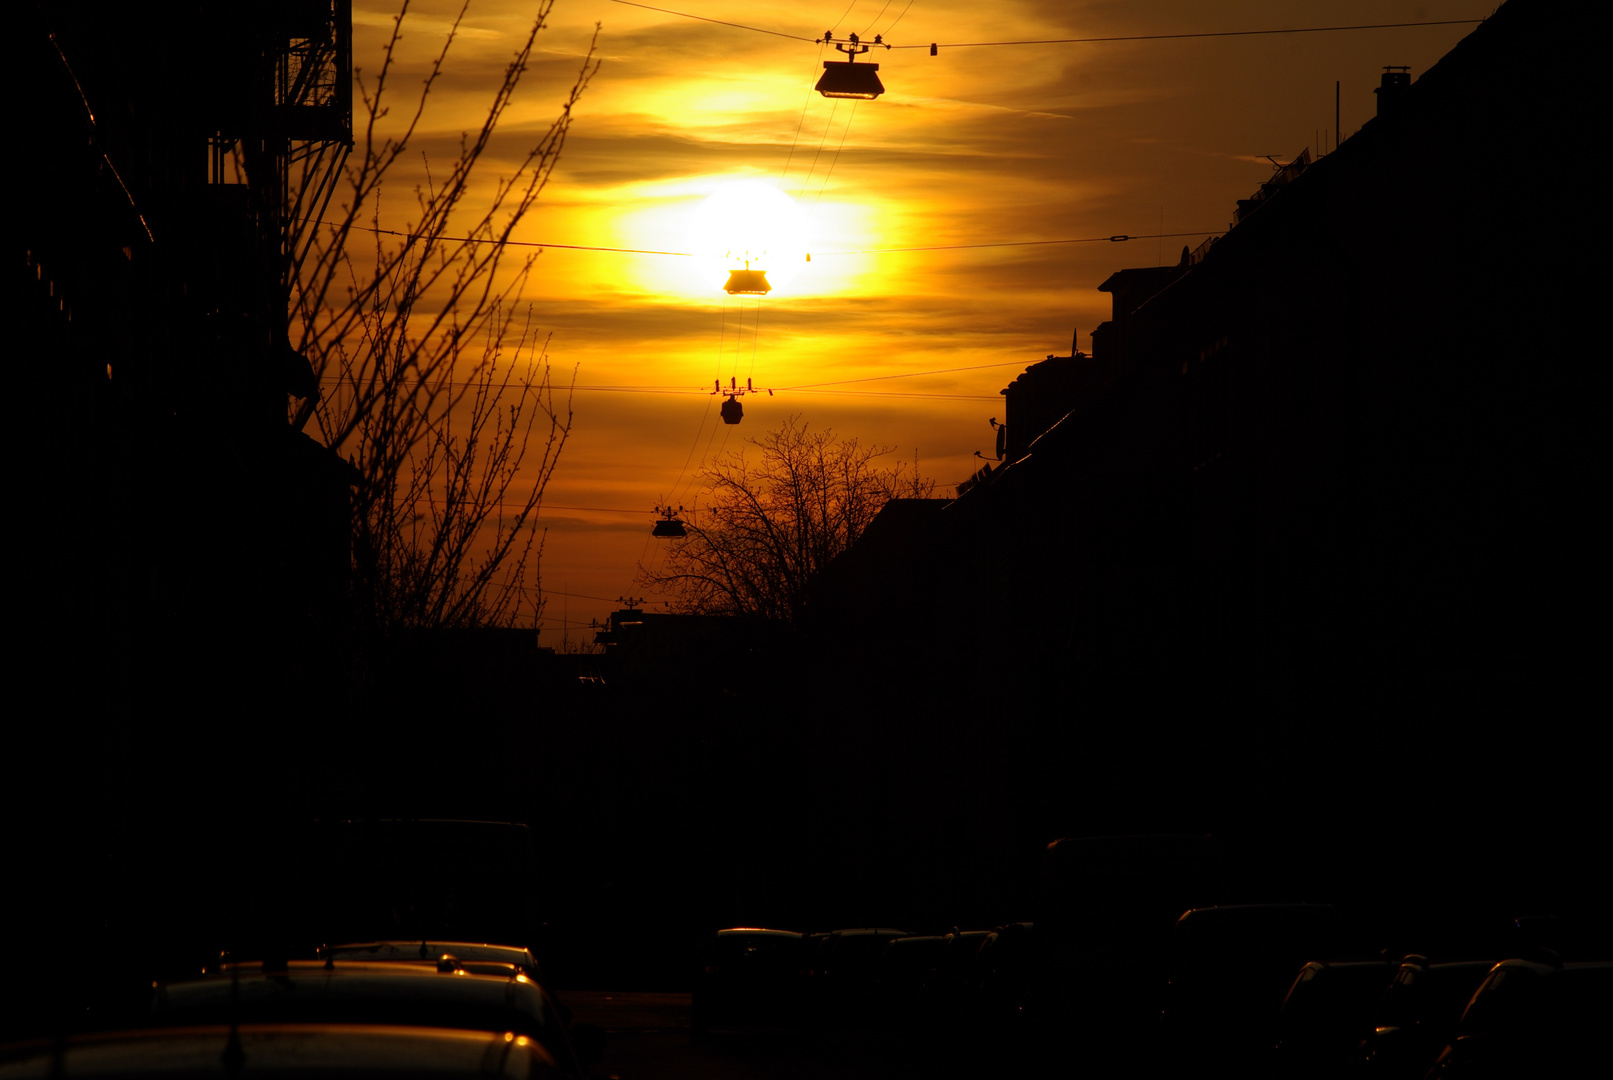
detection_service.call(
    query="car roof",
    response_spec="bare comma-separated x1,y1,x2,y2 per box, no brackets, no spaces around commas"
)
160,963,543,1007
713,928,800,939
0,1024,559,1079
828,928,910,937
327,943,537,968
149,967,579,1077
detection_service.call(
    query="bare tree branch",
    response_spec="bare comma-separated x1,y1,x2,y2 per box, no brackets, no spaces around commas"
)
290,0,597,631
639,416,935,622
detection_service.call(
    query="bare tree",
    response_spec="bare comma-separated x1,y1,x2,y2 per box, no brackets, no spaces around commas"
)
639,416,936,622
288,0,598,630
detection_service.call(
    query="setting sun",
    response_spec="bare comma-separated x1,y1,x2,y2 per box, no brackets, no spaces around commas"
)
690,179,811,293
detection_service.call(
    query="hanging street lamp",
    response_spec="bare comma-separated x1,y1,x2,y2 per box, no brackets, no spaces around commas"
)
815,31,888,100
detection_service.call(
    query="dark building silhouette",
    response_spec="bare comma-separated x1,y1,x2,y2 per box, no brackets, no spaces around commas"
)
809,0,1603,913
15,0,359,1035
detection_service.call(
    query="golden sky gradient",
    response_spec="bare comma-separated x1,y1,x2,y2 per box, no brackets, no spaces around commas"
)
346,0,1486,641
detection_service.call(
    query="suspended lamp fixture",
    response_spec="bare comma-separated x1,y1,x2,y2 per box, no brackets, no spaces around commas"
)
815,31,888,100
712,376,773,425
723,259,771,295
651,505,687,538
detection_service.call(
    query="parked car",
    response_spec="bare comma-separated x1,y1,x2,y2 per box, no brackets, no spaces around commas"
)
804,928,912,1025
925,931,995,1026
322,940,541,980
690,928,805,1035
1269,959,1395,1079
146,960,583,1078
972,922,1035,1033
1030,835,1226,1042
1158,903,1347,1074
1426,957,1612,1076
0,1024,564,1079
1352,955,1495,1079
870,935,948,1028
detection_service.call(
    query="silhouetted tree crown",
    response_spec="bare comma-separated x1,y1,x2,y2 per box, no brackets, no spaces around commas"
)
640,416,933,622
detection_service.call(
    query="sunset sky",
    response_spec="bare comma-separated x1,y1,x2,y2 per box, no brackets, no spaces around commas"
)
344,0,1488,641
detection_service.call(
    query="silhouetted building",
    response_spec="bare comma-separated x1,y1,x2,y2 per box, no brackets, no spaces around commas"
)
22,0,355,718
16,0,357,1036
809,0,1603,900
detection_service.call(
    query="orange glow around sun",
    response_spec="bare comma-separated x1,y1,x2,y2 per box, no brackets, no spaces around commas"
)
690,179,810,291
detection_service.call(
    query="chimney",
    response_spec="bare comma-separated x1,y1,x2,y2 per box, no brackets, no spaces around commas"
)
1375,66,1411,117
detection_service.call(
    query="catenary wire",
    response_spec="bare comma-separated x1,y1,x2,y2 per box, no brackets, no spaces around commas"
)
787,388,997,400
605,0,819,41
777,41,831,196
778,359,1030,390
859,0,896,38
897,19,1486,49
878,0,918,40
603,2,1482,50
828,0,860,37
820,230,1221,254
807,99,858,218
350,225,693,255
315,360,1034,395
341,222,1221,256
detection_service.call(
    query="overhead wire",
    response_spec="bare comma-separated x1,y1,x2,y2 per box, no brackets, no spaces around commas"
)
777,39,831,196
877,0,918,40
678,283,730,507
819,229,1221,254
316,359,1037,396
340,221,1222,257
806,99,858,218
826,0,862,39
747,293,763,384
548,587,647,601
665,392,716,506
777,359,1029,390
786,387,997,400
605,0,818,42
349,224,692,255
604,2,1483,50
895,19,1486,49
858,0,896,38
635,518,657,578
795,96,841,206
44,27,155,243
